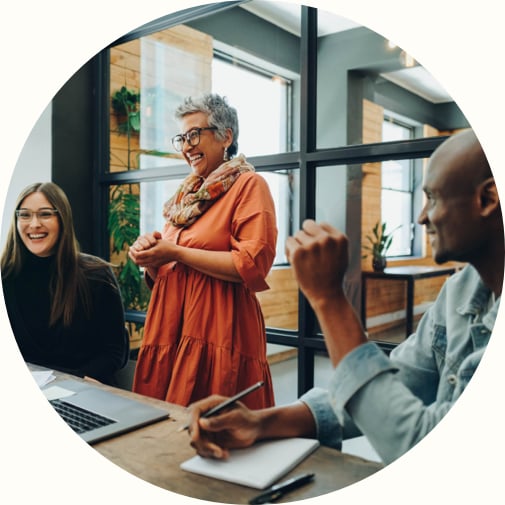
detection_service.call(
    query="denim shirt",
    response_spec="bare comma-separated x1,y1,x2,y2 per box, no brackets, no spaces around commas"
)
300,265,500,465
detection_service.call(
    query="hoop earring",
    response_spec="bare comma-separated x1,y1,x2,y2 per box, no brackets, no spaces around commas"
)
223,147,229,161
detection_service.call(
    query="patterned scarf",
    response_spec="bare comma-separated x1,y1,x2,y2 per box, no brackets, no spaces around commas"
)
163,154,254,227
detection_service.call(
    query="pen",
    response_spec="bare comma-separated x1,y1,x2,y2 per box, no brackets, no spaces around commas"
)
178,381,264,432
249,473,315,504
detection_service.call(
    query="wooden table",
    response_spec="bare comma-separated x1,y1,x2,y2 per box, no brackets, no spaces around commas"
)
40,367,383,503
361,265,457,339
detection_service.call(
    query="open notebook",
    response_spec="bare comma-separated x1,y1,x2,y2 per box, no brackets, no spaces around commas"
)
180,437,320,489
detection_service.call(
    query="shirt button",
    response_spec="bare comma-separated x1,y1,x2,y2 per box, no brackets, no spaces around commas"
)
447,374,457,385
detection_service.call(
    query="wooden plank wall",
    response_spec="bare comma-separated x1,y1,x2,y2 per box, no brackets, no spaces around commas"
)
256,267,298,330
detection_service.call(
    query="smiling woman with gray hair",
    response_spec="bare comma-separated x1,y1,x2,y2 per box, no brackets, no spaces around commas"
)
129,93,277,409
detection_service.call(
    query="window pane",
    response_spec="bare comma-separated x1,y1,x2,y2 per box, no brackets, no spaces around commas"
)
259,170,298,265
109,5,301,173
382,159,411,191
362,157,427,261
382,119,411,141
381,189,412,256
316,165,347,231
109,25,213,173
212,58,291,156
140,179,183,235
256,168,299,330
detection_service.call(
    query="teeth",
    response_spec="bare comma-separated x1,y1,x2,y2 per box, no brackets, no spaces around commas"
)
29,234,46,239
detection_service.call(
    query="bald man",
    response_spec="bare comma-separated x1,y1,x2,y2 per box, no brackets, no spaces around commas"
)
187,129,503,465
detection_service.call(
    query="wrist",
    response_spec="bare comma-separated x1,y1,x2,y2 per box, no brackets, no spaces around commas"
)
257,403,315,440
172,243,184,263
308,290,346,315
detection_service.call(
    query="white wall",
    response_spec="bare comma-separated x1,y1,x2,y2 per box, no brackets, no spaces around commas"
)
1,103,52,248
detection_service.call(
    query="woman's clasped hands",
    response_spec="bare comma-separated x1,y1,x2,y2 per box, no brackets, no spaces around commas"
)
128,231,178,268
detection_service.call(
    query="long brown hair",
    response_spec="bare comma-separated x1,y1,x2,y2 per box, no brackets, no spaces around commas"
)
1,182,112,326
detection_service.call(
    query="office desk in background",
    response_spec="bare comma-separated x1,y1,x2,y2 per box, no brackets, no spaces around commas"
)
38,369,383,504
361,265,457,340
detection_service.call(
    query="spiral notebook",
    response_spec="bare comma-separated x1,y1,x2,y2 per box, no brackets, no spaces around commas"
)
180,437,320,489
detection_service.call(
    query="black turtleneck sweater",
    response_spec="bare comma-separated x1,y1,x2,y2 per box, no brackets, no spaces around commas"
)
2,253,128,385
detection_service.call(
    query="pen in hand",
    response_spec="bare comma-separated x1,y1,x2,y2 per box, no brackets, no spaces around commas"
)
178,381,264,432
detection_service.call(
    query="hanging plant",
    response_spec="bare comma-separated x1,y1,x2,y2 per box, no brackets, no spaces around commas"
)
111,86,141,135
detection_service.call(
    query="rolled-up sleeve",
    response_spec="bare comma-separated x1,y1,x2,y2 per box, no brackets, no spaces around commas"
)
299,387,343,450
329,342,398,424
230,173,277,292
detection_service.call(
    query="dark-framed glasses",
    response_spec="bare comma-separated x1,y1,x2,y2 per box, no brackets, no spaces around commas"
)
171,127,217,152
16,209,59,221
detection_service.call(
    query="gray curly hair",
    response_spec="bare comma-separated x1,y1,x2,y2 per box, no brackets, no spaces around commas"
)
174,93,239,157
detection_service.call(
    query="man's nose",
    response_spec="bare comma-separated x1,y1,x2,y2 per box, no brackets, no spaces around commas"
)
417,207,428,225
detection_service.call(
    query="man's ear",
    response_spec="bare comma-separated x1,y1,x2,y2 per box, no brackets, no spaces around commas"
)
479,177,500,217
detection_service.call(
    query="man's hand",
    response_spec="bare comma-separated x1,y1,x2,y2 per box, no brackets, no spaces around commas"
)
286,219,366,366
186,395,262,459
285,219,348,309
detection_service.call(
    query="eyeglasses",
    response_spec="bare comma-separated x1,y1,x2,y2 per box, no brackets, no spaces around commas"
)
171,127,217,152
16,209,59,221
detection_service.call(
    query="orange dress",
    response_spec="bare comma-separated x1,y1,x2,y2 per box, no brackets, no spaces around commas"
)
132,171,277,408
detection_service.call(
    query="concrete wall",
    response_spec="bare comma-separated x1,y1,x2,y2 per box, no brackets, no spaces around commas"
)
1,103,52,248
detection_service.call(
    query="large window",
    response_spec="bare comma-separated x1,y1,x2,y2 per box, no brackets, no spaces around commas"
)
93,1,466,394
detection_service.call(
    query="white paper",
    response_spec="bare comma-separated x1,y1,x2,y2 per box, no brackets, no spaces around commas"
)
180,437,320,489
31,370,56,388
41,385,76,401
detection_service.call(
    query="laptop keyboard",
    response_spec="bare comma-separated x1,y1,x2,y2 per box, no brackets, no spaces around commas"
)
50,398,116,434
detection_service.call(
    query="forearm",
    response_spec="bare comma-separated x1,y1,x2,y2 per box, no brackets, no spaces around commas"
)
144,267,158,290
256,401,317,441
175,246,242,283
310,292,367,367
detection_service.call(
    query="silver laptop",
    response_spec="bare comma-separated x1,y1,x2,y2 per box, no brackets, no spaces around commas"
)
42,378,169,444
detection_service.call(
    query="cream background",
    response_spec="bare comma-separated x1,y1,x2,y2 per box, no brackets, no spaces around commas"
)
0,1,503,504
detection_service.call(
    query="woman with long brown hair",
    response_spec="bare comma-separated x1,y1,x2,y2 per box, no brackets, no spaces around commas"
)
1,182,128,384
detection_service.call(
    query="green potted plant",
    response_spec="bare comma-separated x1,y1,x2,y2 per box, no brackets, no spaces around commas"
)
362,221,400,271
